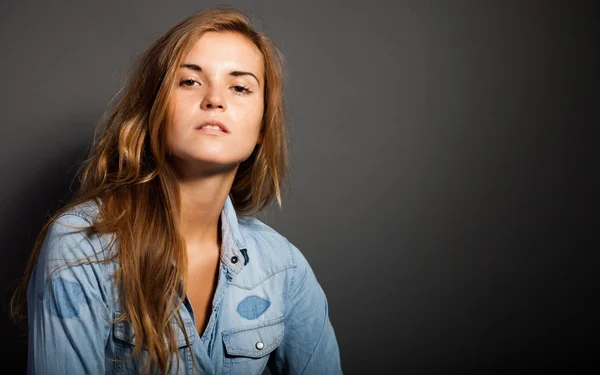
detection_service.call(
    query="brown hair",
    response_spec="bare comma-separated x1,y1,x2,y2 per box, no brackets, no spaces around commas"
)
10,5,288,374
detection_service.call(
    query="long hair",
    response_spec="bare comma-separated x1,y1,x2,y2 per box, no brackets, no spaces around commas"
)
10,6,288,374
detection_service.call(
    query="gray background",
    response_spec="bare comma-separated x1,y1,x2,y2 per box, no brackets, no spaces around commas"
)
1,1,597,373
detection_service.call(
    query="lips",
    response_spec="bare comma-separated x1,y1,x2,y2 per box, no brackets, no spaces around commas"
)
195,119,230,134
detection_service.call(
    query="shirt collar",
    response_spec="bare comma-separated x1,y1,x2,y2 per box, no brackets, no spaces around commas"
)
219,194,247,274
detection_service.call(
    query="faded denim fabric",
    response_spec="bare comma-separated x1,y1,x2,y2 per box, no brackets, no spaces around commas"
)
27,196,342,374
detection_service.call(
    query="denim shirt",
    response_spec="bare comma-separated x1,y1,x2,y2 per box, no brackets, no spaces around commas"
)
26,196,342,374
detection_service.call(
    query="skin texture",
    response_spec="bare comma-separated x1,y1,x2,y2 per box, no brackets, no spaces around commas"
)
165,31,266,334
167,31,265,176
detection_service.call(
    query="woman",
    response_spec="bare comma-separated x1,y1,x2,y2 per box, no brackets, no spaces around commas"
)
10,6,342,375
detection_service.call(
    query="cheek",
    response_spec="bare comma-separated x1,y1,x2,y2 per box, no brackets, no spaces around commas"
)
165,105,177,140
165,104,188,150
233,100,264,135
166,98,192,134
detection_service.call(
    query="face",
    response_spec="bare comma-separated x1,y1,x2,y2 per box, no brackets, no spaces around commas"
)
166,31,264,174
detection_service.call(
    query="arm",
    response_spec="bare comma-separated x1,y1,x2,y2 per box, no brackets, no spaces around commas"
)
268,242,343,375
26,213,111,375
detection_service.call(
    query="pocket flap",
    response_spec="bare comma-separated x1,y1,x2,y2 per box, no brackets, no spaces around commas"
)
222,316,284,358
113,311,196,348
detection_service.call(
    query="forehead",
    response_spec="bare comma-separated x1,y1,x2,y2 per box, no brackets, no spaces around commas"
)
183,31,263,75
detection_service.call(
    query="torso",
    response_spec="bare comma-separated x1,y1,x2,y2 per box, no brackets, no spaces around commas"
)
186,242,221,335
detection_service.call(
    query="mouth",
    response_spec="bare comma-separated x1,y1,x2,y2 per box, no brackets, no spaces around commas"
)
195,120,230,134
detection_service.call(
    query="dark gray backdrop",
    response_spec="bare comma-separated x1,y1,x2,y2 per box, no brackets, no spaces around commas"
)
1,1,597,374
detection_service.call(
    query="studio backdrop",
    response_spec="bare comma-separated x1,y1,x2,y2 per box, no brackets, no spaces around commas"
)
1,1,596,373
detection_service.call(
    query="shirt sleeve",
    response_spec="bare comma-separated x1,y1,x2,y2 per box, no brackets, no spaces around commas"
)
26,213,111,375
268,242,343,375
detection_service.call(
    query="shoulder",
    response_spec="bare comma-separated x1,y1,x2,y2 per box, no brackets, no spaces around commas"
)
234,215,310,287
30,201,114,317
60,199,103,224
236,215,298,266
40,199,111,272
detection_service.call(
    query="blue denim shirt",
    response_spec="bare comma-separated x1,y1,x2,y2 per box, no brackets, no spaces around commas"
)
26,196,342,374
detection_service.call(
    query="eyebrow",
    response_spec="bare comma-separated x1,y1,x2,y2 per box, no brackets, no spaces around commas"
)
179,63,260,86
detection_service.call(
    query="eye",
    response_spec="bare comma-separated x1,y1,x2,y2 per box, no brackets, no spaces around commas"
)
232,85,252,95
179,79,200,87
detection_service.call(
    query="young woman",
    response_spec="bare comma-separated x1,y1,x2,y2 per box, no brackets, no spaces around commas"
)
10,6,342,375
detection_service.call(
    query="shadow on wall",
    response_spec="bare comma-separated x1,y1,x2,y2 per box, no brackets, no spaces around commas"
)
0,138,89,368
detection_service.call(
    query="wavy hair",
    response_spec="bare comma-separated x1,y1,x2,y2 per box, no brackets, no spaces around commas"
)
10,6,288,374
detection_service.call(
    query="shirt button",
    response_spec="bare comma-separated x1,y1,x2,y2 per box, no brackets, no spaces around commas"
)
231,256,238,264
255,342,264,350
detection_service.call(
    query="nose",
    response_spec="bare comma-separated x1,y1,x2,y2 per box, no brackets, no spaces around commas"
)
200,85,226,111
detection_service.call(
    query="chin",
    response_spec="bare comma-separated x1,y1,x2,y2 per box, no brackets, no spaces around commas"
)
172,146,254,169
186,153,249,169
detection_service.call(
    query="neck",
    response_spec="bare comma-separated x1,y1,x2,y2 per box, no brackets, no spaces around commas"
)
175,162,238,254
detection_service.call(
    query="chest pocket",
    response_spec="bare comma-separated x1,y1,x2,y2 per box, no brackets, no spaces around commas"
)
112,311,196,374
222,316,284,373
